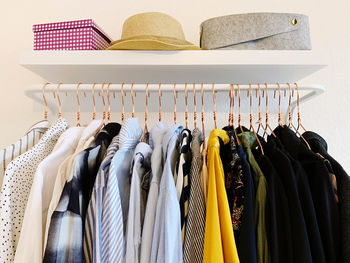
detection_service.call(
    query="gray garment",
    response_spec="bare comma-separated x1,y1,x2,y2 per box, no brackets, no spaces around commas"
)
150,125,183,263
140,122,169,263
125,142,152,263
183,129,205,263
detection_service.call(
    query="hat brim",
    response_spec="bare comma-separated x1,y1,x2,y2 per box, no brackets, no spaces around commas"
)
107,36,201,50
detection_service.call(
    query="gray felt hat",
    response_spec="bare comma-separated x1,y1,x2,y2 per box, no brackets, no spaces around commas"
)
200,13,311,50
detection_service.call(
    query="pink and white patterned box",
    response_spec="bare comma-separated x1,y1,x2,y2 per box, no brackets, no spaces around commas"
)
33,19,112,50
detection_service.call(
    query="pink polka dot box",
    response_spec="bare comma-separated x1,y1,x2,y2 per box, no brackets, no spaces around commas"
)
33,19,112,50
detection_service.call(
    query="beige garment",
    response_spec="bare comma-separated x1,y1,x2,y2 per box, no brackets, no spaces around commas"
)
200,148,208,203
14,127,84,263
43,120,103,252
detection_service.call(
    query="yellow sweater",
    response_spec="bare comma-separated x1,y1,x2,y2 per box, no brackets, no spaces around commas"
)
203,129,240,263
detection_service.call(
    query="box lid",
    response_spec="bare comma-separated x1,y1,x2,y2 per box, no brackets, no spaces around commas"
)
33,19,112,42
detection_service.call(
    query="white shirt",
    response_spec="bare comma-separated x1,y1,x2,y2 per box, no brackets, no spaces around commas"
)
0,120,50,188
140,122,168,263
0,118,68,263
125,142,152,263
13,126,84,263
43,119,102,252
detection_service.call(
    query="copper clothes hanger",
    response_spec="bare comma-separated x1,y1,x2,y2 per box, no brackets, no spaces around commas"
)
121,83,125,123
101,83,106,125
230,84,240,145
56,82,63,119
201,83,206,148
144,84,149,133
76,82,82,126
264,83,277,138
91,83,97,120
249,84,264,155
193,84,197,129
185,83,188,129
158,83,162,122
237,84,244,133
277,83,283,127
212,84,217,129
130,83,135,118
42,82,50,120
256,84,269,137
173,84,177,124
106,83,111,122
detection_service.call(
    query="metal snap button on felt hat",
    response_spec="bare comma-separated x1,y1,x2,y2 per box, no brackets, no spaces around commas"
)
291,18,298,25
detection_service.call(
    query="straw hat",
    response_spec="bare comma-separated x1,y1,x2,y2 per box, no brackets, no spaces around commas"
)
108,12,200,50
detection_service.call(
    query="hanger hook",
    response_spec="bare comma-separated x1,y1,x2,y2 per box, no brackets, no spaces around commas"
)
121,83,125,122
101,83,106,123
277,83,282,126
201,83,206,148
294,82,306,132
193,83,197,129
229,84,233,126
212,84,217,129
173,84,177,124
287,83,292,126
145,84,149,133
91,83,96,120
158,83,162,122
249,84,253,130
42,83,50,120
237,84,243,132
76,82,82,126
56,82,62,118
256,84,269,137
185,83,188,129
130,83,135,118
107,83,111,121
264,83,277,138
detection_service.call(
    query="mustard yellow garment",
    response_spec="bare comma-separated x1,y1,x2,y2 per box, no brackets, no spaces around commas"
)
203,129,240,263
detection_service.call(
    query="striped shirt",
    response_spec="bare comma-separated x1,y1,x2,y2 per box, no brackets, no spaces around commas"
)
183,128,206,263
83,135,120,263
0,120,49,188
43,123,120,263
83,118,142,263
175,129,192,242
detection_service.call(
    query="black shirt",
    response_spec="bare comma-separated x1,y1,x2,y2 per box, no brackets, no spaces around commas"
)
275,126,340,263
263,136,313,262
256,154,294,263
304,130,350,262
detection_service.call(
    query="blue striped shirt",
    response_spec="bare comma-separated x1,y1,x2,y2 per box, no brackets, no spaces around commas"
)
84,118,142,263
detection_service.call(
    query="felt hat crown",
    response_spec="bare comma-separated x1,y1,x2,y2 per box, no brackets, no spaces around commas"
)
108,12,200,50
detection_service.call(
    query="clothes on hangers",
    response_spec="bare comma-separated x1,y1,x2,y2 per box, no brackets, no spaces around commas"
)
238,132,268,263
140,122,168,263
183,128,205,263
43,119,103,251
221,127,257,263
14,126,84,263
83,133,120,263
0,120,49,188
150,124,183,263
0,116,346,263
275,126,340,263
303,131,350,262
125,142,152,263
43,123,120,263
175,129,192,243
203,129,239,263
0,118,68,263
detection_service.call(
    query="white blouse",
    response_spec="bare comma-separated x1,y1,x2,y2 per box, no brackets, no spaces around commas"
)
0,118,68,263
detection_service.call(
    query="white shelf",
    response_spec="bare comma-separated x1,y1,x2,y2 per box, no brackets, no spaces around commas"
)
20,50,328,84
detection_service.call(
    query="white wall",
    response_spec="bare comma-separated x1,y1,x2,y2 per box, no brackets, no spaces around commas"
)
0,0,349,171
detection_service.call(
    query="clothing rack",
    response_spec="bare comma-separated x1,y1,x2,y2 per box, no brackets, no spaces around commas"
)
25,83,325,123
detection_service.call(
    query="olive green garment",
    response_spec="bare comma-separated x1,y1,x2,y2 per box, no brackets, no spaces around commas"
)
238,132,268,263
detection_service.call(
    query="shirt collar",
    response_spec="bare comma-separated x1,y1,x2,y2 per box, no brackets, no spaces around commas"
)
162,124,183,156
150,122,169,149
207,129,229,149
237,131,258,151
192,128,203,144
119,118,143,150
303,131,328,153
